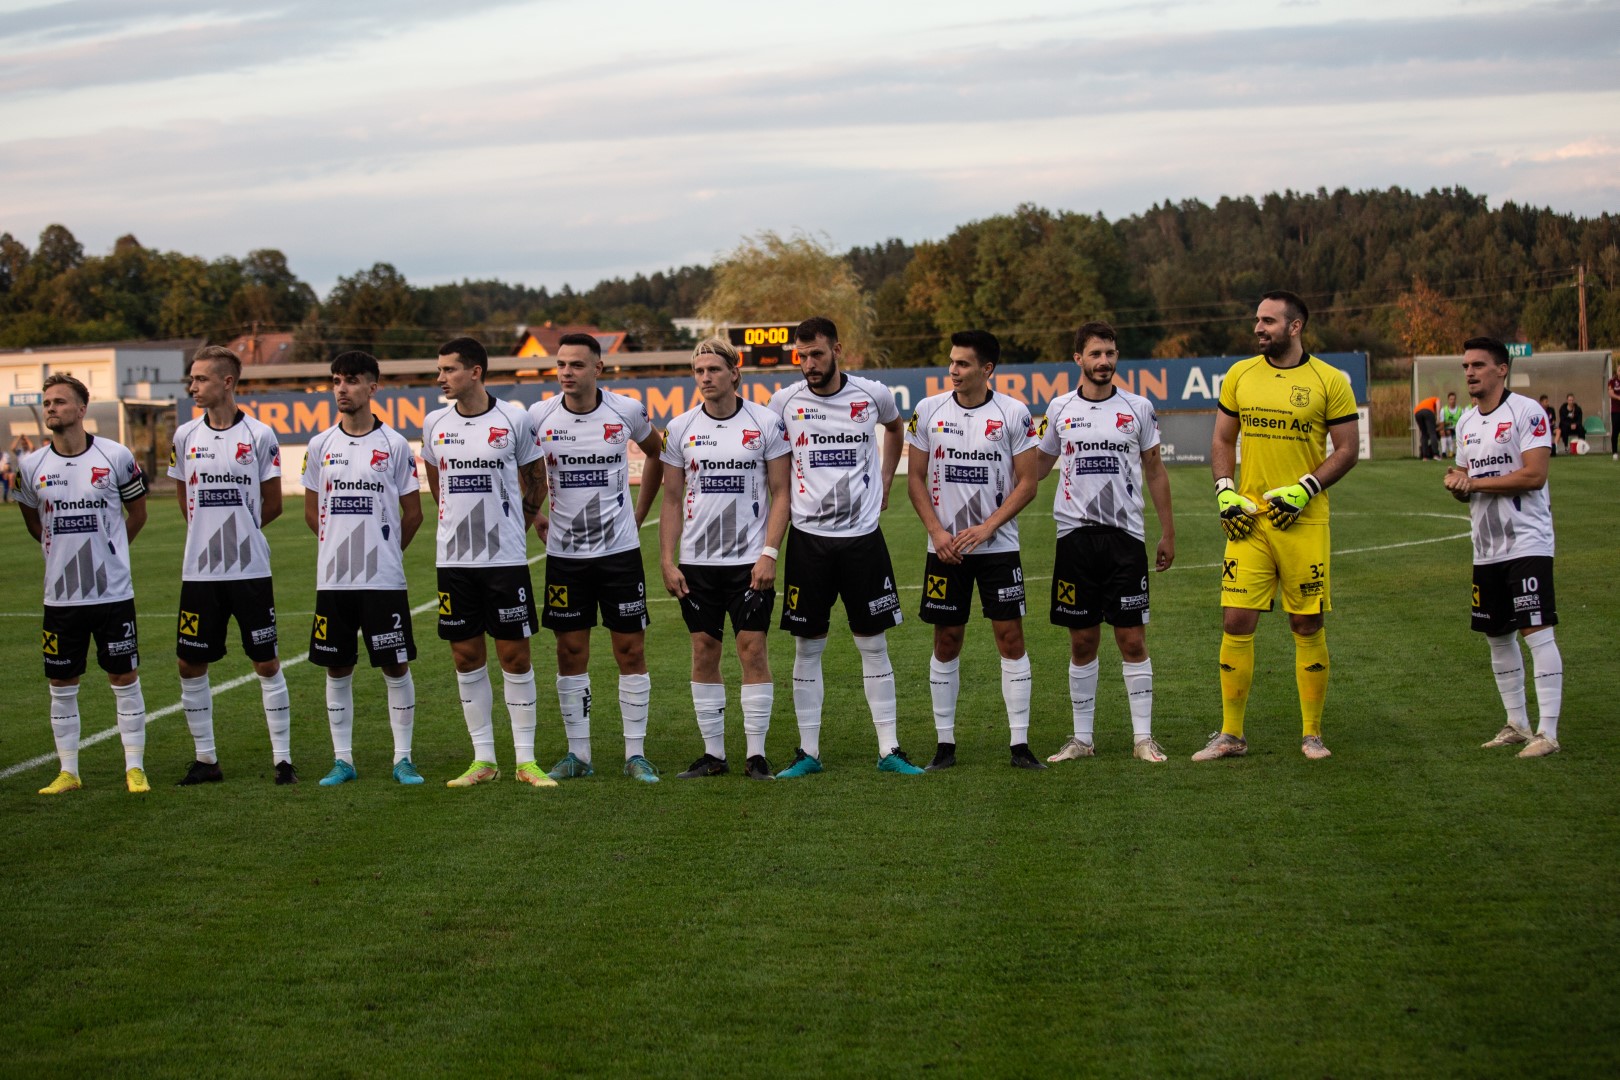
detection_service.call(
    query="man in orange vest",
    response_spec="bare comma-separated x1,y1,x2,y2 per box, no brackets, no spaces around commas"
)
1414,394,1440,460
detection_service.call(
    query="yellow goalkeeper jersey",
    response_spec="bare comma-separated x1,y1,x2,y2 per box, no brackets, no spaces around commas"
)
1218,354,1357,525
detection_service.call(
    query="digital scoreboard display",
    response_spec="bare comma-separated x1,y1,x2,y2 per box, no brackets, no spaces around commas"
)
726,323,800,367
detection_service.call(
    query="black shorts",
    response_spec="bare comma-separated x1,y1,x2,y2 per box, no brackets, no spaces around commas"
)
919,551,1026,626
678,563,774,640
1050,527,1151,629
437,565,537,641
1472,556,1558,636
177,577,278,664
780,527,903,638
309,589,417,668
542,550,649,634
43,599,138,679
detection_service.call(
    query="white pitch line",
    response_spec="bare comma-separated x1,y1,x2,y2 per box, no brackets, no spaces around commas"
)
3,516,1469,781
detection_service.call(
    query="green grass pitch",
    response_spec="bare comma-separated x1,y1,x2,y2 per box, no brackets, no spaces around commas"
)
1,457,1616,1077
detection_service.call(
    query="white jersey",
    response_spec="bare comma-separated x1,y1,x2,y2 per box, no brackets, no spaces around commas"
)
661,397,790,565
906,390,1037,555
1039,387,1161,541
301,418,420,590
1455,392,1556,564
422,396,540,568
529,389,654,558
16,435,147,607
768,373,900,538
169,410,280,581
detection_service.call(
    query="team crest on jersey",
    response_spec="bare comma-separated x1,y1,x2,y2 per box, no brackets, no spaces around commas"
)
1290,386,1311,408
604,423,627,445
90,466,112,489
1115,413,1137,435
487,427,510,449
234,442,254,465
985,419,1005,441
850,400,870,422
1531,415,1547,438
1495,422,1514,443
370,449,391,472
742,429,762,450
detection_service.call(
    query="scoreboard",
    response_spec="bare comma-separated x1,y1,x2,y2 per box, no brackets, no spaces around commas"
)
726,323,800,367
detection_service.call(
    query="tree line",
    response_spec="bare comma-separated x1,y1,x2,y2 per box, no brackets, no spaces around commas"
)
3,186,1615,365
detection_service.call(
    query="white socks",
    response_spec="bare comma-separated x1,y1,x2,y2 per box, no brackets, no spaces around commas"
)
693,681,727,759
1488,633,1530,735
1069,660,1099,742
929,655,960,743
1526,629,1563,740
258,670,291,764
1001,654,1032,746
325,673,354,764
112,678,146,770
181,674,216,763
558,673,592,762
49,683,80,776
1122,658,1154,740
457,667,497,764
741,683,772,759
621,672,651,760
503,668,537,765
792,636,827,758
855,633,899,756
384,671,415,763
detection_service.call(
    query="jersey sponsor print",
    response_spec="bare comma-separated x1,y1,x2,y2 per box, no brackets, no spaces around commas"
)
1455,392,1556,564
1039,387,1160,541
768,373,900,537
168,410,280,580
422,396,540,568
1216,355,1358,526
662,397,790,565
906,391,1035,554
530,390,654,557
17,435,147,606
301,419,420,589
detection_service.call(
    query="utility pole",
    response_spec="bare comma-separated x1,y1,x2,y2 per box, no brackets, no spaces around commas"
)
1577,264,1588,351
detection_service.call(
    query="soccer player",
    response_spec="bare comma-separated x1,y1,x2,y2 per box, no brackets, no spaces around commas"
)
768,316,924,777
302,351,425,785
1037,322,1175,763
905,329,1042,770
1443,337,1564,757
529,332,666,782
423,337,551,789
16,374,150,794
658,337,791,779
1199,291,1359,761
170,345,296,785
1438,391,1463,458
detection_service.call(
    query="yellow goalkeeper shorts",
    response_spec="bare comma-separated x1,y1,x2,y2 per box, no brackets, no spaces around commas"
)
1219,520,1331,614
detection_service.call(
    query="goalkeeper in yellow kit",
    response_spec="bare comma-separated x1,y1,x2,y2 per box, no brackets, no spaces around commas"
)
1197,291,1360,761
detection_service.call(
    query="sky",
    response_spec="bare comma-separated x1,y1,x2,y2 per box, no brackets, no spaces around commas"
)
2,0,1617,298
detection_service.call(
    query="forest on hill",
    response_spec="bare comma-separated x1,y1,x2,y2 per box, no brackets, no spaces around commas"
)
2,187,1614,365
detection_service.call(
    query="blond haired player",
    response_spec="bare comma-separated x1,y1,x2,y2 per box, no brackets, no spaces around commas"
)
1198,291,1359,761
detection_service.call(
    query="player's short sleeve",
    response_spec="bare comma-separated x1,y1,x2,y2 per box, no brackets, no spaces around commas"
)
871,381,900,424
1038,403,1062,456
512,407,542,467
1217,363,1242,417
904,399,932,453
659,412,689,469
1138,400,1162,453
256,424,281,481
13,453,38,508
618,394,655,446
1522,399,1554,452
392,431,420,494
112,443,147,502
166,426,185,480
1324,368,1358,426
300,430,324,491
1007,400,1037,456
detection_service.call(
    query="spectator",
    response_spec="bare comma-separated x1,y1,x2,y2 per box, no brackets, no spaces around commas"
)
1539,396,1557,456
1413,393,1440,460
1607,360,1620,460
0,445,12,502
1558,393,1583,453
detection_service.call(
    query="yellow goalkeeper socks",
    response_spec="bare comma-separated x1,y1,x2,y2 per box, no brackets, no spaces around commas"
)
1294,628,1329,737
1219,632,1255,738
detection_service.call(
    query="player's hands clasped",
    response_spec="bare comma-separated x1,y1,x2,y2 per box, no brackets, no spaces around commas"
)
1215,479,1259,540
1259,473,1322,530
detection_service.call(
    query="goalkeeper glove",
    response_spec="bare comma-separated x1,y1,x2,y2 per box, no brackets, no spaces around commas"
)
1215,478,1259,540
1260,474,1323,530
